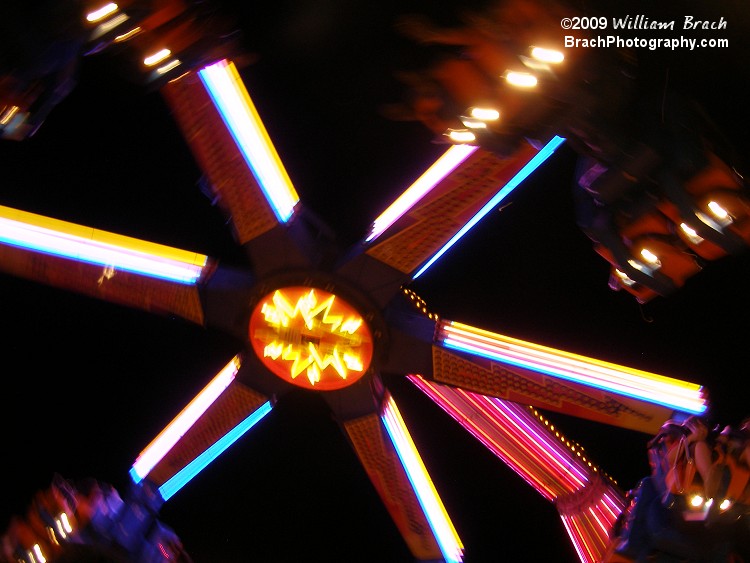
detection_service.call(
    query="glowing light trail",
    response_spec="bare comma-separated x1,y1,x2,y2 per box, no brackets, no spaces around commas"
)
199,60,299,222
438,321,707,414
0,205,207,283
381,394,464,563
407,375,626,563
130,357,241,483
366,145,478,242
412,135,565,279
158,401,273,501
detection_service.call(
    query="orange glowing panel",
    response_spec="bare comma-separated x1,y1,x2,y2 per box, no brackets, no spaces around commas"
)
249,287,374,390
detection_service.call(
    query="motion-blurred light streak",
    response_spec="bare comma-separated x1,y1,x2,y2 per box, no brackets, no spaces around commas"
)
366,144,477,243
438,321,707,414
407,375,626,563
381,394,464,563
199,60,299,223
0,205,207,283
412,135,565,279
130,356,241,483
158,400,273,501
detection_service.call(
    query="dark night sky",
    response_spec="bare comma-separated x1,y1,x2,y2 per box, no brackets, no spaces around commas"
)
1,1,749,561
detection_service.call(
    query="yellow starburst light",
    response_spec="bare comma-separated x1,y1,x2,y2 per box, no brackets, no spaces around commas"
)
249,287,374,390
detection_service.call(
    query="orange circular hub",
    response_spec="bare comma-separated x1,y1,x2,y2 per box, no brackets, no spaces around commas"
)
248,286,374,390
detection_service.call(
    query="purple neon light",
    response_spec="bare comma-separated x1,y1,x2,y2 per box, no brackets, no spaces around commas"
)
558,488,626,563
438,321,707,415
408,374,591,499
561,515,592,563
407,376,626,563
443,327,688,398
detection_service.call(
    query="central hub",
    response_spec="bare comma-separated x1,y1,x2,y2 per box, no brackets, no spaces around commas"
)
248,286,374,390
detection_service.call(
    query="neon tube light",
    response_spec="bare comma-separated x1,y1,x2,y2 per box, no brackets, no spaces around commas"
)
159,400,273,501
561,515,595,563
199,60,299,223
407,375,625,563
560,494,625,563
443,322,703,399
587,506,610,539
439,321,707,415
444,332,698,406
412,135,565,279
130,357,241,483
407,375,591,499
380,394,464,563
0,205,207,284
366,145,477,243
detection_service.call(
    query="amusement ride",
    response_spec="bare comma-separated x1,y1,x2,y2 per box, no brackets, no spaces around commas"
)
1,0,749,561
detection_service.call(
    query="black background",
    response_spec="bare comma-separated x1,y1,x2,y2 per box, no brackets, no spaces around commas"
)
1,1,749,561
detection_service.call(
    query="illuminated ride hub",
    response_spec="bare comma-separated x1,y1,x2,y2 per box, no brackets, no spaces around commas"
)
0,2,716,562
248,286,375,392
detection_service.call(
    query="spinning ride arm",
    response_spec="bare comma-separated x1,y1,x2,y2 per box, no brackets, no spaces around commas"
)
0,205,212,325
